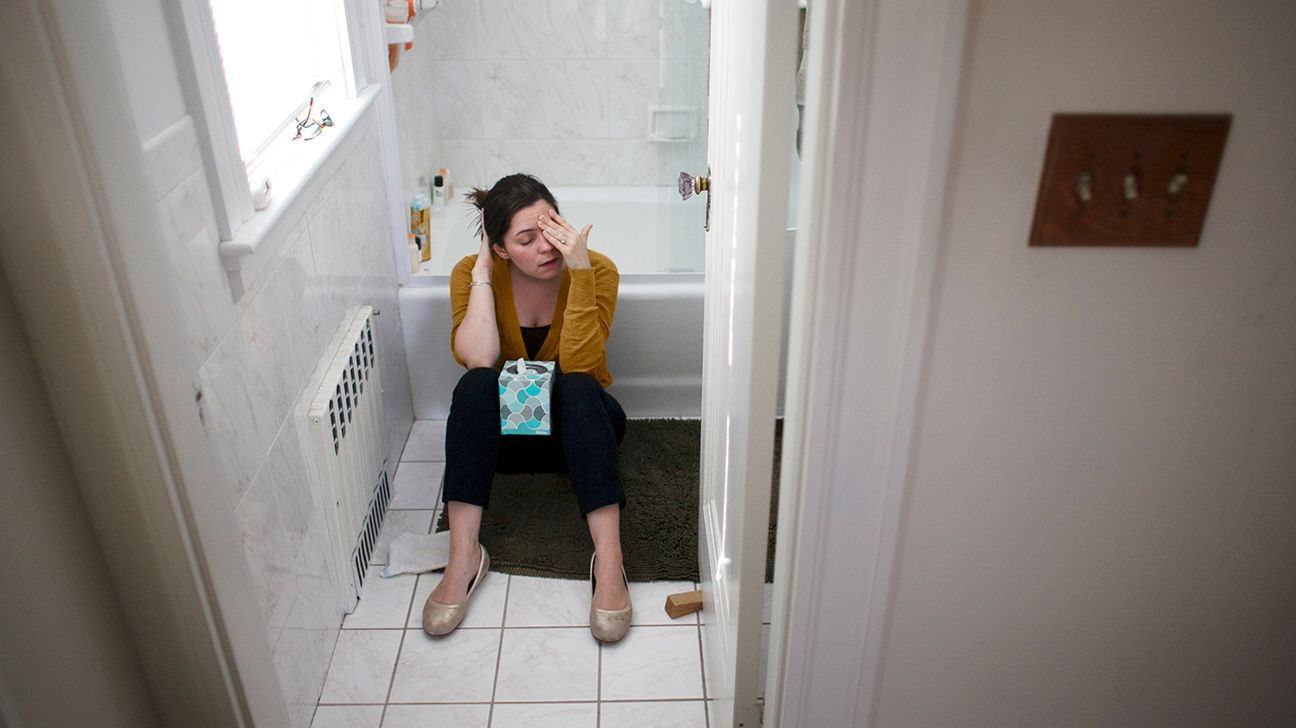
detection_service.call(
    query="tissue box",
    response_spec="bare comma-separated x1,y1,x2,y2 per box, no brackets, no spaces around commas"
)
498,359,553,436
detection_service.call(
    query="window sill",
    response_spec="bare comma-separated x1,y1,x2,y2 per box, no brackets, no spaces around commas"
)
218,84,381,297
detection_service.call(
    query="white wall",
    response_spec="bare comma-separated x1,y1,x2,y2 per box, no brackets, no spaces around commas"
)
873,2,1296,725
389,0,709,191
98,1,414,725
0,267,162,728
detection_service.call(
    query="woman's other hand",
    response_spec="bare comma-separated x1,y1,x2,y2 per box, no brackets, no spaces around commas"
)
539,210,592,270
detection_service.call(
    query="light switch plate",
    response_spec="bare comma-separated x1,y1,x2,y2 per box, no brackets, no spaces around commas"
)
1028,113,1231,247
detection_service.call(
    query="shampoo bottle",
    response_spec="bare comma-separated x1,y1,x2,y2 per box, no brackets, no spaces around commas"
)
432,174,446,210
410,177,432,262
439,166,454,199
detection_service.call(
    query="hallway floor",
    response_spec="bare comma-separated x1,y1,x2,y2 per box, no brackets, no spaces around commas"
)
310,420,768,728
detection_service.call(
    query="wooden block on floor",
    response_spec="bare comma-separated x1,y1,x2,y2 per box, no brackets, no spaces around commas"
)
664,590,703,619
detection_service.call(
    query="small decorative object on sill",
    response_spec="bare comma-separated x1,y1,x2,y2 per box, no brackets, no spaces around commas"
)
293,97,333,141
251,175,272,211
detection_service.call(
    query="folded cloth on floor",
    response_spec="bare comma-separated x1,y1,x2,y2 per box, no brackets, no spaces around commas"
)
381,531,451,577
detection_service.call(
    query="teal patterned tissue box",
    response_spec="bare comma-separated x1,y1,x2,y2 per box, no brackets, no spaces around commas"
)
498,359,553,436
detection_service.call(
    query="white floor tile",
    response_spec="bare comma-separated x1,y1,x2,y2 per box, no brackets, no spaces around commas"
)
408,571,508,629
381,704,489,728
401,420,447,462
387,628,499,703
504,575,590,627
369,510,434,565
342,568,416,629
600,700,708,728
493,628,598,702
601,626,704,701
308,704,382,728
630,581,699,626
763,582,773,624
389,462,444,509
318,630,403,704
489,702,598,728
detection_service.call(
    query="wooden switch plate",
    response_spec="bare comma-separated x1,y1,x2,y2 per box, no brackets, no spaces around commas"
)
1028,114,1230,247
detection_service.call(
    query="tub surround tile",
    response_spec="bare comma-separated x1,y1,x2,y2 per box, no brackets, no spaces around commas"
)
607,1,661,60
388,628,499,703
504,575,591,628
599,700,708,728
408,570,508,629
431,62,487,139
319,630,404,704
608,60,663,139
493,628,598,702
474,0,547,60
368,509,435,566
309,705,383,728
390,461,445,509
535,0,607,60
490,701,598,728
600,625,705,701
381,704,490,728
498,139,613,188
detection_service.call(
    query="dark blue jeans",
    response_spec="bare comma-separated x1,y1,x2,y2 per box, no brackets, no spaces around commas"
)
442,368,627,516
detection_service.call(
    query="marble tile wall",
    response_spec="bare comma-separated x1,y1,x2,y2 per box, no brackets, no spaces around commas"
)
391,0,709,192
142,110,414,727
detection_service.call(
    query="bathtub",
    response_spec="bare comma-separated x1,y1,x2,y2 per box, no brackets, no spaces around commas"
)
402,186,707,418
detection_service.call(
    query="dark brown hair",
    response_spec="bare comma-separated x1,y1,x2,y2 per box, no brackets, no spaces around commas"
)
465,173,560,249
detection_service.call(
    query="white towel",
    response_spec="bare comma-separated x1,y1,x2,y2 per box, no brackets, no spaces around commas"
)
381,531,452,577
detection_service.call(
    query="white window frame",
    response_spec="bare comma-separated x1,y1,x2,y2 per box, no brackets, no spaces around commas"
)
168,0,380,291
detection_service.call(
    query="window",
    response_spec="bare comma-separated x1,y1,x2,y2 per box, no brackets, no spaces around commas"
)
206,0,351,170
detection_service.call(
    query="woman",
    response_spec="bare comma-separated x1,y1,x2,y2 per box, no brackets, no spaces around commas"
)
423,174,632,642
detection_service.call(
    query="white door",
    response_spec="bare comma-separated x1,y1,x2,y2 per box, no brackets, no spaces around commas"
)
697,2,798,726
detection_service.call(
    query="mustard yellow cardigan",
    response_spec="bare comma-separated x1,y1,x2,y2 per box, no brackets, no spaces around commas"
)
449,250,619,387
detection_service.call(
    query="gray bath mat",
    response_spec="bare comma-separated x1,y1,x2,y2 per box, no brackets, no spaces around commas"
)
435,419,782,582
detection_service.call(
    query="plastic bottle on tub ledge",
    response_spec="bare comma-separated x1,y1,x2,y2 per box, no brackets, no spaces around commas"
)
411,175,431,263
432,173,446,211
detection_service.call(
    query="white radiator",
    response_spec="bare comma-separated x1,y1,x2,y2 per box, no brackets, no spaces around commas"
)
306,306,389,611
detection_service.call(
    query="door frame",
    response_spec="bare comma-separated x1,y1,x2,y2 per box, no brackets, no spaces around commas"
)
765,0,970,725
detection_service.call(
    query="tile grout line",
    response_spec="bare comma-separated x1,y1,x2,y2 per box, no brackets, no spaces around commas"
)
486,574,512,727
596,638,603,728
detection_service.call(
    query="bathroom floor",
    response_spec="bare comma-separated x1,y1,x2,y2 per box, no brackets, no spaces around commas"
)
310,421,770,728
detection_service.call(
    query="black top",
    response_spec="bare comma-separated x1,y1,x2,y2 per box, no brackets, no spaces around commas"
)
519,325,551,360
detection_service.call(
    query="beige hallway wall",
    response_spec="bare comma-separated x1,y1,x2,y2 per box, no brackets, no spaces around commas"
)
875,2,1296,725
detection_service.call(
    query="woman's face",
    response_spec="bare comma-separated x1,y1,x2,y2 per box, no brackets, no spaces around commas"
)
493,199,564,282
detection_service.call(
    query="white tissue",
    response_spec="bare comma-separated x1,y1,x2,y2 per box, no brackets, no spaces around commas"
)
381,531,452,577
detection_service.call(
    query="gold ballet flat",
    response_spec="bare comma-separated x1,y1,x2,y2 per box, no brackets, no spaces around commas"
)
422,544,489,636
589,552,633,643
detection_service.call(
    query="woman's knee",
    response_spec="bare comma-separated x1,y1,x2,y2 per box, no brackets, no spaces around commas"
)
452,367,498,402
555,372,602,412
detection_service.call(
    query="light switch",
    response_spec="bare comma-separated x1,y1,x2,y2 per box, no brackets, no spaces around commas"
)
1028,114,1230,247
